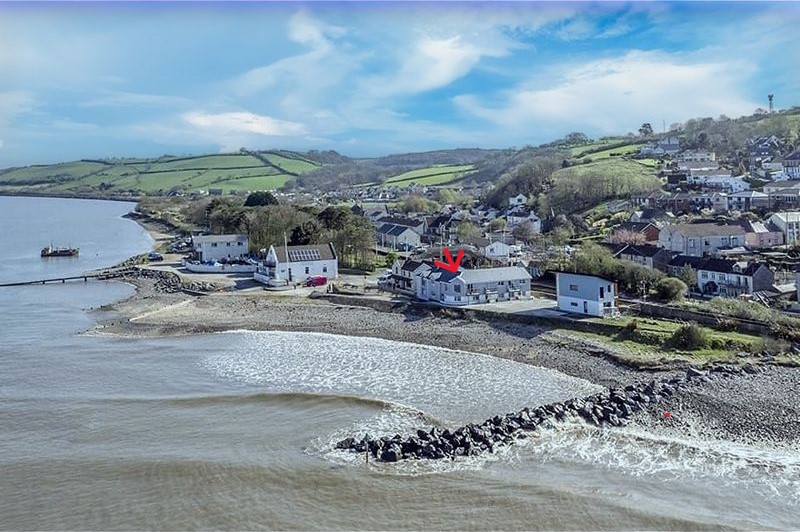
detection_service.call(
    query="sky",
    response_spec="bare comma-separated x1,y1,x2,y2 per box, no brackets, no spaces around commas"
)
1,1,799,166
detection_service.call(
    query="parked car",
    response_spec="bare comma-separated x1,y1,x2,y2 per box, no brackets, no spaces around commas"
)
305,275,327,287
147,252,164,262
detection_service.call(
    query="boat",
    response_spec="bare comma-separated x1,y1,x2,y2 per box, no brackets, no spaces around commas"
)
41,245,79,257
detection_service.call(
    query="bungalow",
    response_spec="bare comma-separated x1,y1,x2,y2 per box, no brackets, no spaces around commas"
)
658,223,747,257
377,223,422,250
191,234,249,263
254,243,338,285
556,272,618,317
695,259,774,297
414,266,532,306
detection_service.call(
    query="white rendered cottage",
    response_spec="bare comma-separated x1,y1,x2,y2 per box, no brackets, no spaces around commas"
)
254,243,338,285
191,234,249,262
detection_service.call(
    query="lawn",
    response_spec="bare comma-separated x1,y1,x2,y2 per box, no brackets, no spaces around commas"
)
384,164,474,186
143,154,265,172
0,161,108,184
217,174,293,191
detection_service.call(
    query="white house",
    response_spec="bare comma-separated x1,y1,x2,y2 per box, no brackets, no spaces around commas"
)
556,272,618,317
254,243,338,285
414,266,531,306
657,223,746,257
677,150,716,163
509,194,528,208
768,212,800,246
506,210,542,232
704,176,750,193
484,240,514,260
377,223,421,250
191,234,249,263
785,150,800,179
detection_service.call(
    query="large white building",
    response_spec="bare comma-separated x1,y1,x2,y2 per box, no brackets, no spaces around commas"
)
191,234,249,262
658,223,746,257
414,266,531,306
254,243,338,285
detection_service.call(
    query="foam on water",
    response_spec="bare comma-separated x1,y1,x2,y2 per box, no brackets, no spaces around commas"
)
202,330,603,425
522,417,800,502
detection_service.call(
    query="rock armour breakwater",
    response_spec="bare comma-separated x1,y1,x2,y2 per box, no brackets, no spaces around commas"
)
336,363,761,462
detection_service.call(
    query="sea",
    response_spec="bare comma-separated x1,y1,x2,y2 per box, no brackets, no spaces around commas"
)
0,195,798,530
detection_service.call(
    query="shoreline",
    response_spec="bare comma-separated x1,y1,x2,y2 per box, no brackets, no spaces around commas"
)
107,207,800,447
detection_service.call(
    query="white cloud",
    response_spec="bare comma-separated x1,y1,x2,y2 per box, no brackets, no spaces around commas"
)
0,90,37,122
455,51,760,136
182,111,306,137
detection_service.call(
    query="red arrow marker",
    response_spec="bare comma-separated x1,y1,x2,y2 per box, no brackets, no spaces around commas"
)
434,248,464,273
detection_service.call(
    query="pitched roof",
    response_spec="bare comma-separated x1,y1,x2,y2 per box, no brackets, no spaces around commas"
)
273,243,337,262
620,244,669,258
424,266,531,284
668,255,705,269
667,223,745,237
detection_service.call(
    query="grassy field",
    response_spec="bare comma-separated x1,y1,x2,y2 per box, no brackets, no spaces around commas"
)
0,152,316,195
384,164,474,186
556,315,767,367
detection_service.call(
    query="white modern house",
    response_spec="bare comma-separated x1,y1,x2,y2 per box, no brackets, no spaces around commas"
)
556,272,618,317
414,266,531,306
483,240,514,260
254,243,338,285
657,223,746,257
191,234,249,262
377,223,421,250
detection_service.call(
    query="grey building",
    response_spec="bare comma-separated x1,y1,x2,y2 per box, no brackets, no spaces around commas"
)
415,266,531,306
556,272,618,317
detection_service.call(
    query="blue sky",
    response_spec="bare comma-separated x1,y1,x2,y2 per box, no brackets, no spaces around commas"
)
1,1,799,166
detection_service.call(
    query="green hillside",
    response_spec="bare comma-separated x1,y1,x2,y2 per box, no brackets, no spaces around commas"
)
384,164,474,186
0,152,318,196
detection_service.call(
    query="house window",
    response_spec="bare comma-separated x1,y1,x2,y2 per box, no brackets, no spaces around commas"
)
600,287,605,298
323,266,328,273
569,284,578,291
304,267,310,274
701,272,708,279
454,284,461,293
570,302,578,307
211,243,218,247
238,242,243,246
227,242,231,246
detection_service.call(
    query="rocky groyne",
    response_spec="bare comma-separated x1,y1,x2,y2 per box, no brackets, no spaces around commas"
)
336,363,761,462
96,265,220,294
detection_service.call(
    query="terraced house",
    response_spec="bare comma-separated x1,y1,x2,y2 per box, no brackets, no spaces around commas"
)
658,223,746,257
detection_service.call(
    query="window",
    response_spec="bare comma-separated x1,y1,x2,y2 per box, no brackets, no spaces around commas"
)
304,267,310,274
226,242,231,247
454,284,461,293
569,284,578,291
238,242,243,246
701,271,708,279
600,287,605,298
211,243,218,247
570,302,578,307
323,266,328,273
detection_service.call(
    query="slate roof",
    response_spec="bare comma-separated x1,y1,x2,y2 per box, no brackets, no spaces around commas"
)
423,266,531,284
667,223,745,237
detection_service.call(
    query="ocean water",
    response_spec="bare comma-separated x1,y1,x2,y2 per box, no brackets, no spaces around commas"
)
1,196,798,530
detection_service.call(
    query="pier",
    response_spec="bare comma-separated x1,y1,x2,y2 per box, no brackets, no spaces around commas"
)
0,268,129,288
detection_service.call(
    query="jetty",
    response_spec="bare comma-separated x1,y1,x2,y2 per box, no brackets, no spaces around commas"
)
0,268,129,288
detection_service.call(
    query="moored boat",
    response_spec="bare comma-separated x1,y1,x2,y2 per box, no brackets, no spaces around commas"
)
41,245,79,257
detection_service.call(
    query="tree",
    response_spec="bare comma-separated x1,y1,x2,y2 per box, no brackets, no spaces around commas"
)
678,265,697,290
564,132,590,145
512,221,538,243
639,123,654,138
244,191,279,207
456,221,481,243
652,277,688,302
489,218,507,232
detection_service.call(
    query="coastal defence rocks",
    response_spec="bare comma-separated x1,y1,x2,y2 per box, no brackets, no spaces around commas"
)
336,364,760,462
99,266,220,294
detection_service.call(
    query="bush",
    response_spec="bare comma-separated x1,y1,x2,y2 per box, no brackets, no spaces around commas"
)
652,277,688,302
670,323,708,350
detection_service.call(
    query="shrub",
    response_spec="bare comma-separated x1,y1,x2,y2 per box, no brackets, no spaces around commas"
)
670,323,708,350
652,277,688,302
